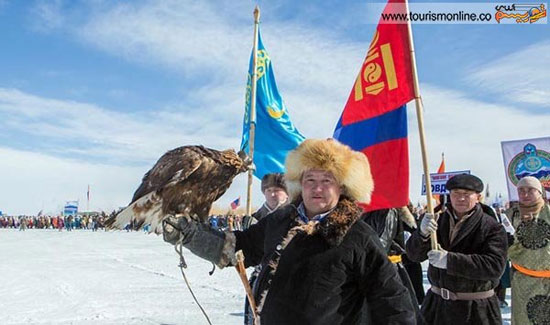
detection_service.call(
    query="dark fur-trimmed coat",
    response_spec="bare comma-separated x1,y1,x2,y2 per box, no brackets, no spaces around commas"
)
406,203,507,325
234,198,415,325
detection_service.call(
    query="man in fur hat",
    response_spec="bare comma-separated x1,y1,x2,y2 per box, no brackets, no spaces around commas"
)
406,174,508,324
163,138,415,324
507,176,550,325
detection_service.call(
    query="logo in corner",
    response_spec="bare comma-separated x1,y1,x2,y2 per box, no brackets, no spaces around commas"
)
495,3,547,24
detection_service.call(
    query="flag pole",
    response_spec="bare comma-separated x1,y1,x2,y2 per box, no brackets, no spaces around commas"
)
237,6,261,325
246,6,260,217
404,0,438,250
87,184,90,212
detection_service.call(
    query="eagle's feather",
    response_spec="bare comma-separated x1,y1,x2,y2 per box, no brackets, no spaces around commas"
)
105,145,250,234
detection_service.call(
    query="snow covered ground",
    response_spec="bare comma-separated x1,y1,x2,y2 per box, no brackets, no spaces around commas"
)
1,229,511,324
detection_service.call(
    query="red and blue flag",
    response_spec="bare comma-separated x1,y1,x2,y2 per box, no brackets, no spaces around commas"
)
230,197,241,210
334,0,414,211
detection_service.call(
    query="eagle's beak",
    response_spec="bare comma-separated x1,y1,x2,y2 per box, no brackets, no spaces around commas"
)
237,150,253,170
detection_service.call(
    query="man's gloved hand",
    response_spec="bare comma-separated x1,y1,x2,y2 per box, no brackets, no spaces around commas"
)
419,213,438,237
162,214,231,267
162,215,197,245
427,244,448,269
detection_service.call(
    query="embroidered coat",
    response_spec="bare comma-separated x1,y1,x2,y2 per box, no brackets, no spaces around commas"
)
508,203,550,325
234,198,415,325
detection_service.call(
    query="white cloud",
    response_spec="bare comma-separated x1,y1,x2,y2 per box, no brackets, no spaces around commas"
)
0,146,143,215
3,81,546,215
29,0,65,32
0,88,262,215
0,88,241,164
69,0,370,144
75,0,367,126
0,145,262,216
467,40,550,108
77,1,251,79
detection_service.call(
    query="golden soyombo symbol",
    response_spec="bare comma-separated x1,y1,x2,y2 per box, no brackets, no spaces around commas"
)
354,30,398,101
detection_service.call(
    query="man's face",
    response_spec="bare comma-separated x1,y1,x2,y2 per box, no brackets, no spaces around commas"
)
301,169,342,218
517,186,542,205
450,189,480,216
263,186,288,209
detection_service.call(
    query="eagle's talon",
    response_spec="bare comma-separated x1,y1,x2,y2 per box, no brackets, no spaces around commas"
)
163,215,179,230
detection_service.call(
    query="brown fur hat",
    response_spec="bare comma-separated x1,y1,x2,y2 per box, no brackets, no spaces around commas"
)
285,138,374,203
261,173,287,192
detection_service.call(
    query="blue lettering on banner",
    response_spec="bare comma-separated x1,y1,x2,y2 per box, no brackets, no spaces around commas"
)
421,170,469,195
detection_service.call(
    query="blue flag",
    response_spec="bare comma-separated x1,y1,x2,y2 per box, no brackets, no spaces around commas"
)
240,28,305,179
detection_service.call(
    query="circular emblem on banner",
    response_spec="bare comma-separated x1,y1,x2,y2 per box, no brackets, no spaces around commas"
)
507,143,550,192
516,218,550,250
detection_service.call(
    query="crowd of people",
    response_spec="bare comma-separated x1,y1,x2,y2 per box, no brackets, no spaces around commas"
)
0,214,107,231
209,214,251,231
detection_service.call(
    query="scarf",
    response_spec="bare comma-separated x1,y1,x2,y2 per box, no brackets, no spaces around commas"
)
519,197,545,220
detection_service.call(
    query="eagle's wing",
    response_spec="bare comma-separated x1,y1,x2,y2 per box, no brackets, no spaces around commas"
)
131,147,203,203
106,147,204,234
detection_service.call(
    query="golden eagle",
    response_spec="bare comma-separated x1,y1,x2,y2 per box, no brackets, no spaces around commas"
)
105,145,251,233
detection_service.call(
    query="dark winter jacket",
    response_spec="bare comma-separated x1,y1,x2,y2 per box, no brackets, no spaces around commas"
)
362,208,406,255
251,204,272,222
235,198,415,325
406,203,508,325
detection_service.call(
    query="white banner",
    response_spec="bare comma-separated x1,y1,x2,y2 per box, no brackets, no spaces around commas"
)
421,170,470,195
501,136,550,201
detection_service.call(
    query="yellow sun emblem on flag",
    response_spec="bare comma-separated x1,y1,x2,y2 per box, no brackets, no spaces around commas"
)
267,106,285,119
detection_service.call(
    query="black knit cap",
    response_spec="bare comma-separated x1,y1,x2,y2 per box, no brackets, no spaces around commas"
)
446,174,484,193
261,173,287,192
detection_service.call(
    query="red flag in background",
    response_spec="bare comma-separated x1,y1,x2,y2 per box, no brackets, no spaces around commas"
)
334,0,415,211
437,153,445,174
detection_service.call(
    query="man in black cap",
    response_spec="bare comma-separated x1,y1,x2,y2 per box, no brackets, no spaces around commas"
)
242,173,288,229
243,173,288,324
406,174,508,325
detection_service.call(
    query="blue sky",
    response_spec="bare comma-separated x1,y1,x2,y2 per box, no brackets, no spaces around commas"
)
0,0,548,215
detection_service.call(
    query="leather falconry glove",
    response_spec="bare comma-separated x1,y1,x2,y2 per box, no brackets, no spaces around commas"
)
427,244,448,269
162,215,226,266
419,213,438,237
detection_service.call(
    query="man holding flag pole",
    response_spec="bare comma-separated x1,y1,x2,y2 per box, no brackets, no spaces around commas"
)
333,0,507,323
162,5,416,324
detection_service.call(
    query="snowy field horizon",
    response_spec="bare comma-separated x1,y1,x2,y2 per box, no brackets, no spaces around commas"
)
1,229,511,324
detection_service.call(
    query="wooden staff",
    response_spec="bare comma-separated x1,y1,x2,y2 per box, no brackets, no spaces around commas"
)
236,250,259,323
245,6,260,217
235,6,261,325
404,0,437,249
